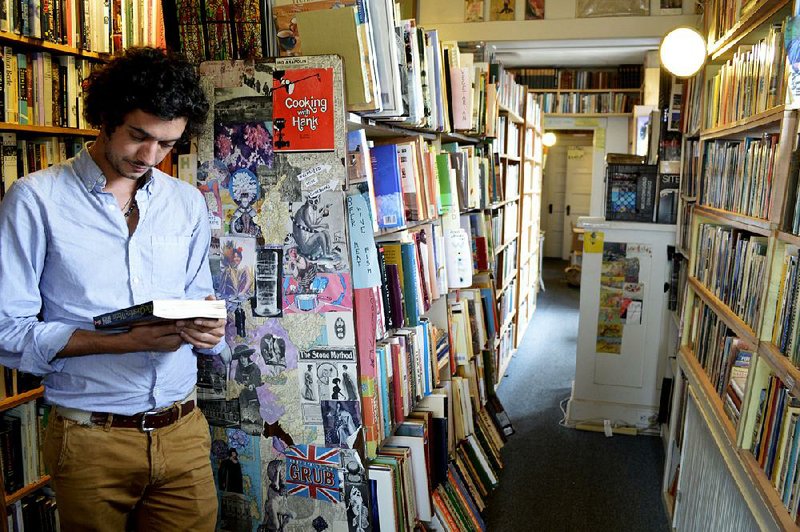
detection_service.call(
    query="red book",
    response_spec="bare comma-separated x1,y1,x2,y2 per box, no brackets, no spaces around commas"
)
390,342,405,426
271,67,335,152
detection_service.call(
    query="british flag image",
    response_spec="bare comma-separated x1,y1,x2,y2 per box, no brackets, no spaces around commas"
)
284,444,342,503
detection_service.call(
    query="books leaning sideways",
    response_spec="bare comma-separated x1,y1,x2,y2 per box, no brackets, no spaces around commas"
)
93,300,227,329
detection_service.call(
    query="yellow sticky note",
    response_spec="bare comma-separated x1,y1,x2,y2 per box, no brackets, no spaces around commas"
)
584,231,604,253
594,128,606,150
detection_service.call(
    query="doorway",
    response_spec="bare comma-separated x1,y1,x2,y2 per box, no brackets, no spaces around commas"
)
540,131,594,259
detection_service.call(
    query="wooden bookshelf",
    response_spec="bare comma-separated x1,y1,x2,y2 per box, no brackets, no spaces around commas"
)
498,104,523,125
666,0,800,522
0,123,98,137
679,346,738,441
688,276,760,346
0,31,109,60
777,231,800,247
4,476,51,506
529,88,642,94
699,105,785,141
707,0,792,60
0,387,44,413
693,205,773,237
757,342,800,398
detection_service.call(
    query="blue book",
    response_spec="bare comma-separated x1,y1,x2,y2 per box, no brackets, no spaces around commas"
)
370,144,405,229
377,345,392,438
400,242,421,326
419,320,432,396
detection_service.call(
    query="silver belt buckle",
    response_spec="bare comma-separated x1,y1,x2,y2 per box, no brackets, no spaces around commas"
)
140,410,160,432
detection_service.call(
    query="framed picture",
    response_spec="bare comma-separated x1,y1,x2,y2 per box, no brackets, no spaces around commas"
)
465,0,485,22
490,0,515,21
525,0,545,20
576,0,649,18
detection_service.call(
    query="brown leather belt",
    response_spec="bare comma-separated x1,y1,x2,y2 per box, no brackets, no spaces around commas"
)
89,400,196,432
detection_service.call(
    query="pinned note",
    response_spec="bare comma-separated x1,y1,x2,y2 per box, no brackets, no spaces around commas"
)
584,231,604,253
346,194,381,288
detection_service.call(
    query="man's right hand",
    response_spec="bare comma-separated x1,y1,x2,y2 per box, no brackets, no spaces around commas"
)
123,322,184,352
57,322,185,358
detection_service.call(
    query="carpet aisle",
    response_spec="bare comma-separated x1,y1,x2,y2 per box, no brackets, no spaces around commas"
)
484,259,670,531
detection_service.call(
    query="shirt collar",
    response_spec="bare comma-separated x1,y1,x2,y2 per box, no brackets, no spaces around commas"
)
74,143,156,193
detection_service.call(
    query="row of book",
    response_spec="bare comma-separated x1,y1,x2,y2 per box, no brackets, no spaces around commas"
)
772,249,800,365
686,298,753,424
681,70,704,135
492,62,526,119
534,91,640,115
693,223,768,330
511,66,643,90
0,0,165,53
0,133,84,199
0,47,93,130
1,401,47,495
7,487,59,532
705,0,759,47
699,134,779,220
681,139,701,199
495,115,519,159
750,372,800,518
350,129,517,235
703,20,786,130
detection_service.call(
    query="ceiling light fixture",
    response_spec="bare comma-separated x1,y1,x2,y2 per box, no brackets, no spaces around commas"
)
660,27,706,78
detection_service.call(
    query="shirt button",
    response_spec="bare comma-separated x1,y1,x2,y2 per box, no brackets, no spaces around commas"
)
132,277,140,284
107,204,116,210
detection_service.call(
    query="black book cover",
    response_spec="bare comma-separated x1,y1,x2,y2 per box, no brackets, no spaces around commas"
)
375,245,393,330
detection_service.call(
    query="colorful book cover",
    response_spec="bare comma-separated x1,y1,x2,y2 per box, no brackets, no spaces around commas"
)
272,67,335,152
370,144,405,229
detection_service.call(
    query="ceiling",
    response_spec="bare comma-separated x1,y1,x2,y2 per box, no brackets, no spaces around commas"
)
486,37,662,67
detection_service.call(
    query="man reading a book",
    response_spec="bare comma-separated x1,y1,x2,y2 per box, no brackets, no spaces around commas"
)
0,47,224,530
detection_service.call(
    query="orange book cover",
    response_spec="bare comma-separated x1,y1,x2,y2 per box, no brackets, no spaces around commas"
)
272,67,335,152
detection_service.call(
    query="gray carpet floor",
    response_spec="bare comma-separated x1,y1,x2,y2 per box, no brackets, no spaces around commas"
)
484,259,670,531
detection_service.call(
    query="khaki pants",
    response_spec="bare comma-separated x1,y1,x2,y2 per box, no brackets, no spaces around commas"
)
43,407,218,531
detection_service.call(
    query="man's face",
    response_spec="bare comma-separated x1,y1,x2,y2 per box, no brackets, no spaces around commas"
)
100,110,187,181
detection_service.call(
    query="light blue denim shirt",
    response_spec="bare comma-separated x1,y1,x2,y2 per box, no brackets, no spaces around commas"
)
0,147,224,415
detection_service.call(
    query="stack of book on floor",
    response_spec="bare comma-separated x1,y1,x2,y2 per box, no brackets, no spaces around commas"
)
367,383,510,531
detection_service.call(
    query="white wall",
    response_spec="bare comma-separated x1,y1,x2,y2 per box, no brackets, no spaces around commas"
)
417,0,699,41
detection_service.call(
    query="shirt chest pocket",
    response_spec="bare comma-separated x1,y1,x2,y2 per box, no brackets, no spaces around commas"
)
150,235,192,296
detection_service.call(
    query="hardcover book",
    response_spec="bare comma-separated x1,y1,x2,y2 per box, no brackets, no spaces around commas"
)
92,299,227,329
271,67,335,152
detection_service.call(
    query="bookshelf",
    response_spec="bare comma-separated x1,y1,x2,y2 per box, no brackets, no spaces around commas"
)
663,0,800,524
517,66,643,117
514,90,543,348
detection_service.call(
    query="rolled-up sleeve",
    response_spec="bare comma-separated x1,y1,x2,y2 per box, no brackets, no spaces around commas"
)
184,189,225,356
0,182,72,375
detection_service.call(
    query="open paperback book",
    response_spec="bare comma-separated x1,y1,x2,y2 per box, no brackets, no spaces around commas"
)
93,300,227,329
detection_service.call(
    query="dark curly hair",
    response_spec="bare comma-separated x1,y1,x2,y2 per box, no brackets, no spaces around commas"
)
83,47,209,141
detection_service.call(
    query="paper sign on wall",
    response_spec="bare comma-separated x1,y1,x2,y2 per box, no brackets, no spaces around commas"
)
584,231,604,253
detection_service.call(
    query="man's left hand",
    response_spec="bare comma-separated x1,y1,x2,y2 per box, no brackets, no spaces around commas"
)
176,295,226,349
176,317,226,349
